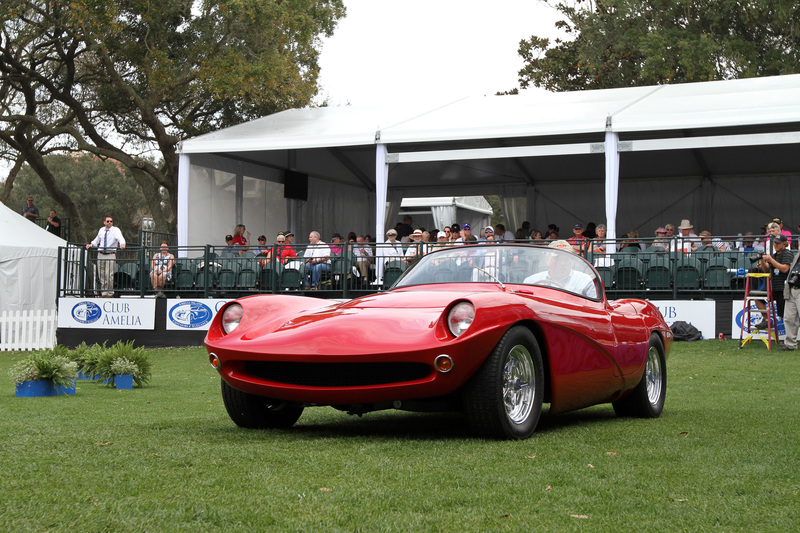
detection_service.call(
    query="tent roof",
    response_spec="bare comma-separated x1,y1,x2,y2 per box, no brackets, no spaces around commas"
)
182,74,800,154
180,74,800,199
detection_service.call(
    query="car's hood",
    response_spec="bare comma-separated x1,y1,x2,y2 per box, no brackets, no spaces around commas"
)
232,290,476,356
338,288,482,309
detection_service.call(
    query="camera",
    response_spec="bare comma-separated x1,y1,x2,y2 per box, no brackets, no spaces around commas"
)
788,272,800,288
748,252,764,264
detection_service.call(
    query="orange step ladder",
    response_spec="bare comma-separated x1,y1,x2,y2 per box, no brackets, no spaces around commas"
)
739,272,778,349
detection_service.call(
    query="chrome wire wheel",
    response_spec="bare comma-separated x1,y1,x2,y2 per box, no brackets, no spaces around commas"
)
503,344,535,425
463,326,544,439
645,344,663,406
612,332,667,418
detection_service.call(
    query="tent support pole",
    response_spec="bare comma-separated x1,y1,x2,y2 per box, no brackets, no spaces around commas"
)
375,143,388,284
604,131,620,254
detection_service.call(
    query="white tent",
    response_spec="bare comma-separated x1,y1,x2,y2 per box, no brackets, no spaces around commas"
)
399,196,492,234
0,202,66,314
179,74,800,248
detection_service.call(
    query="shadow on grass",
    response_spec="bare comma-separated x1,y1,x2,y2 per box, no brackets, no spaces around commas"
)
192,404,628,442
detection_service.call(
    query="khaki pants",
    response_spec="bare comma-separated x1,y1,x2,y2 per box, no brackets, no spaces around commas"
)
783,286,800,348
98,252,116,296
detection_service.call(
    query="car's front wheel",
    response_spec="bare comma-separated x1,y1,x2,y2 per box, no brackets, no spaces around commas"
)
221,379,304,429
613,333,667,418
463,326,544,439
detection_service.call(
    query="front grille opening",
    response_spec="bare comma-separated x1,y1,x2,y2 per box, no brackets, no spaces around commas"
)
243,361,432,388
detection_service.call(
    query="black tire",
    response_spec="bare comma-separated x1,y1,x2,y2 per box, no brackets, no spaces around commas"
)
220,379,304,429
613,333,667,418
463,326,545,439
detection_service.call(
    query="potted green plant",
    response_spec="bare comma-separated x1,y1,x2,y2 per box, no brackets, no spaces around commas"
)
72,342,105,380
9,350,78,397
95,340,152,389
110,357,138,390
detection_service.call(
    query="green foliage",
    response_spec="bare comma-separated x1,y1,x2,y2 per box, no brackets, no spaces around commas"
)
518,0,800,91
72,341,107,379
3,154,153,241
0,0,346,233
7,350,77,387
95,340,152,387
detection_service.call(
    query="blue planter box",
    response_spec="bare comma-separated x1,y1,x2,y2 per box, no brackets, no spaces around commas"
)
77,371,97,381
15,379,76,397
115,374,134,390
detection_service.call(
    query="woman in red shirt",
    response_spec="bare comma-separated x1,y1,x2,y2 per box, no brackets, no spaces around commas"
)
232,224,250,246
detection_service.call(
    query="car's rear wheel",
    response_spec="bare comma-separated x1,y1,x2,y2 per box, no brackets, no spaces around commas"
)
463,326,544,439
220,379,304,429
613,333,667,418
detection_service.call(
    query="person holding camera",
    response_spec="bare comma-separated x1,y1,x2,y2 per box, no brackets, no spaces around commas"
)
780,247,800,351
752,234,792,332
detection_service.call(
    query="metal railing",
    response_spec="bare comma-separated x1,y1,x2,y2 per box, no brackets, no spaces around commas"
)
55,235,790,300
34,216,71,241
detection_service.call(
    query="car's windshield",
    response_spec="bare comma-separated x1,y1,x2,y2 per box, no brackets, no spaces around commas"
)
393,244,602,299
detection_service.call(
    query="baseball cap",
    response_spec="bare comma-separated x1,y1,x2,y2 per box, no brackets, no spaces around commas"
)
484,226,494,234
386,229,397,236
462,223,471,230
773,234,788,243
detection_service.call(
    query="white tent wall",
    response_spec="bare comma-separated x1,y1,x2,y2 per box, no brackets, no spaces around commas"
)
297,176,374,240
0,202,66,315
184,153,288,248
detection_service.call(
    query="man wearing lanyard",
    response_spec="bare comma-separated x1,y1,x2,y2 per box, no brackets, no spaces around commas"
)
86,216,126,297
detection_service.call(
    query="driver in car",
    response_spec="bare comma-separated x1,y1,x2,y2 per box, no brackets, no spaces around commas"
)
524,240,598,298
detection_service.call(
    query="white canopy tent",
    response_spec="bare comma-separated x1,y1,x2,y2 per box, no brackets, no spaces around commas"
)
0,202,66,314
179,74,800,249
399,196,492,235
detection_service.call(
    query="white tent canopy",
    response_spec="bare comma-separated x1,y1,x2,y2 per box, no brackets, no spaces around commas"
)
0,202,66,314
399,196,492,235
179,74,800,247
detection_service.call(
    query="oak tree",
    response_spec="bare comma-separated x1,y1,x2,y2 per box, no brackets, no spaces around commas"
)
518,0,800,91
0,0,345,240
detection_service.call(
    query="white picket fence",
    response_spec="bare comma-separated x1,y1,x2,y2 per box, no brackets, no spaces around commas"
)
0,310,58,351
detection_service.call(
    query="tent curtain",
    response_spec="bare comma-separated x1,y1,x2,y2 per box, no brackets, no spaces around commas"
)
525,185,536,232
431,205,456,231
383,189,404,232
604,131,620,254
499,185,526,234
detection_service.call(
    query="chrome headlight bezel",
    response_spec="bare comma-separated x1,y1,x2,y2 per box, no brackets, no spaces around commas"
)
221,303,243,335
447,301,475,337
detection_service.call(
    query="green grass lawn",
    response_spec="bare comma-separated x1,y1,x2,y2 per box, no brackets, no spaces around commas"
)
1,340,798,532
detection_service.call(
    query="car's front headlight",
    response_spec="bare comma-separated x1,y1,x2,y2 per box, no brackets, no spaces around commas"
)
221,303,243,334
447,302,474,337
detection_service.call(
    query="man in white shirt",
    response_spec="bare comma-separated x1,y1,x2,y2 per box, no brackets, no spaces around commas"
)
304,231,331,290
524,240,598,298
404,229,426,264
86,216,126,297
381,229,404,264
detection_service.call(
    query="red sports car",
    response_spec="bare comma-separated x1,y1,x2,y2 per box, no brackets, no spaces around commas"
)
205,242,671,439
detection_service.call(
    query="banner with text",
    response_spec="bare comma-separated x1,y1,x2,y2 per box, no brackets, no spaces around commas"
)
165,299,231,331
648,300,715,339
730,301,788,340
58,298,155,329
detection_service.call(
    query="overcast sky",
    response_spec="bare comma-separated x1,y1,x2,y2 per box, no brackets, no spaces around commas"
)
316,0,564,107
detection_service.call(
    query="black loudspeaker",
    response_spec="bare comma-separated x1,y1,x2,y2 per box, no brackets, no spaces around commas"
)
284,170,308,201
